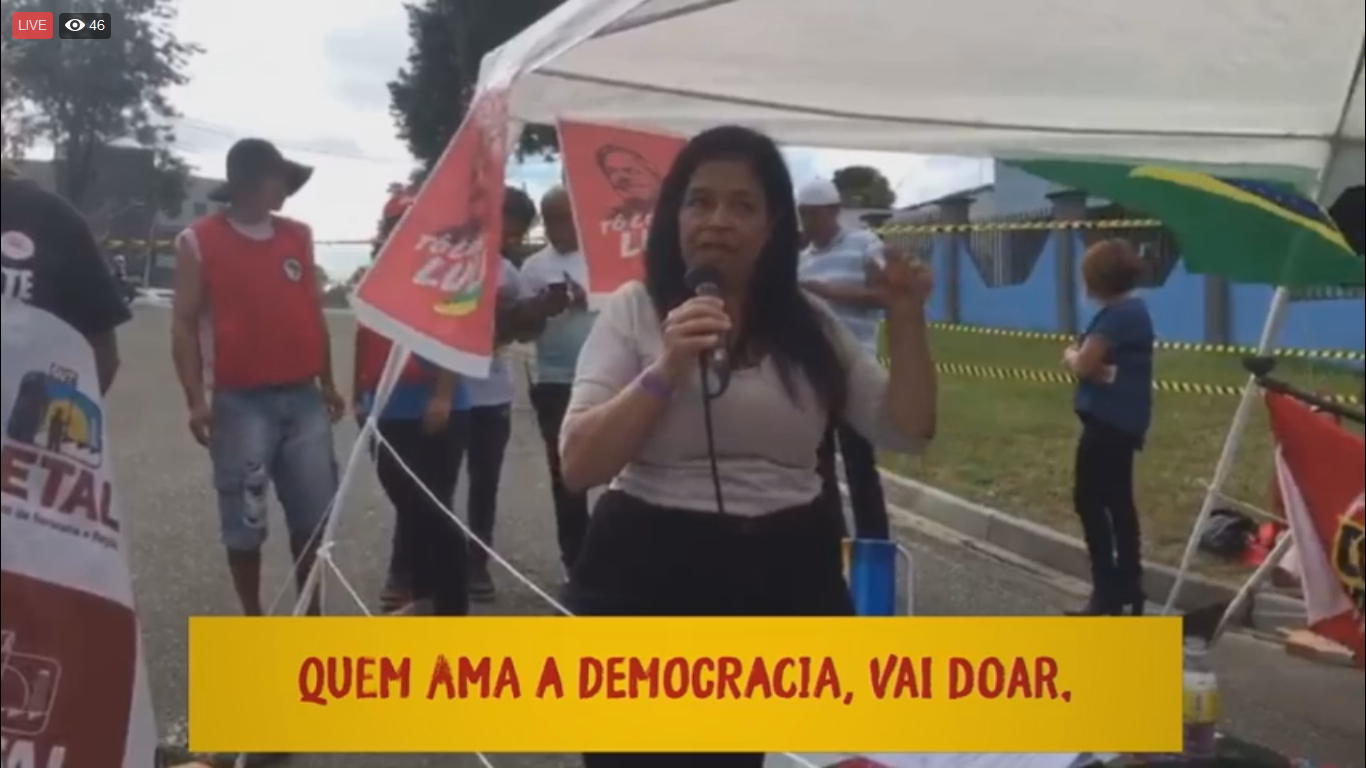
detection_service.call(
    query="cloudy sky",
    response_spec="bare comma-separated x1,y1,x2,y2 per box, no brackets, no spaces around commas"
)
160,0,989,272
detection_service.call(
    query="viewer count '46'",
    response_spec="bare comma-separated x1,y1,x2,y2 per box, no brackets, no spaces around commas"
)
297,653,1071,706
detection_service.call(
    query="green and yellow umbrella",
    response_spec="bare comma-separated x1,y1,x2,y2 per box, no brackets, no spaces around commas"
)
1012,160,1364,289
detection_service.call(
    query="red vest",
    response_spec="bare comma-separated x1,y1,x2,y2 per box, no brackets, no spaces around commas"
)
195,214,325,389
353,325,427,396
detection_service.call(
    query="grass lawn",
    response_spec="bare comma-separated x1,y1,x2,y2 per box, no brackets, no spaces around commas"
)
882,327,1363,576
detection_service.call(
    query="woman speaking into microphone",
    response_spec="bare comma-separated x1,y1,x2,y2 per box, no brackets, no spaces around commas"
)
558,125,936,767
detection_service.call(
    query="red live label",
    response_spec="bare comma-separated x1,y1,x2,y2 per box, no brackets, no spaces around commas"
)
11,11,53,38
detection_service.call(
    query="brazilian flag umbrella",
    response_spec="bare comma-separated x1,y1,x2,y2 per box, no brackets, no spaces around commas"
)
1012,160,1364,289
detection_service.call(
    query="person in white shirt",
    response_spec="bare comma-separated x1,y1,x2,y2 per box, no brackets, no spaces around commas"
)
518,187,594,578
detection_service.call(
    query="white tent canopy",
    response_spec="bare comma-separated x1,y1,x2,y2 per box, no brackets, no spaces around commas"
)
488,0,1363,174
476,0,1366,643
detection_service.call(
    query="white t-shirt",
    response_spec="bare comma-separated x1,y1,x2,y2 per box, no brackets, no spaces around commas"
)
519,246,596,384
566,282,926,516
463,258,528,407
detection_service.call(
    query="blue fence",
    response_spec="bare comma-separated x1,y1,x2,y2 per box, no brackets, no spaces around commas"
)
903,228,1363,357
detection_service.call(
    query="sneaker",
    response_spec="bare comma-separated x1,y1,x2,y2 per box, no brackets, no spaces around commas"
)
469,563,495,602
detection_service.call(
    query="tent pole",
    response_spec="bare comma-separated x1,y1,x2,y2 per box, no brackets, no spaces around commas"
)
1161,285,1290,615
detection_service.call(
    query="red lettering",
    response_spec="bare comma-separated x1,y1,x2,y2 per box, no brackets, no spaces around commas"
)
1034,657,1059,698
661,657,688,699
691,657,714,698
458,657,490,696
493,657,521,698
0,446,120,533
743,657,772,698
977,657,1004,698
427,655,454,699
716,657,741,698
0,444,34,498
356,657,377,699
298,657,326,705
812,657,840,700
575,656,839,699
627,656,656,698
325,656,352,700
579,657,602,698
535,657,564,698
947,657,973,699
945,656,1057,700
771,658,796,698
38,454,74,506
57,464,97,520
870,655,926,699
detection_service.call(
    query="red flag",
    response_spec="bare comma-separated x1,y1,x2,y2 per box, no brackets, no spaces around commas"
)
351,89,509,376
1265,391,1364,667
559,119,684,300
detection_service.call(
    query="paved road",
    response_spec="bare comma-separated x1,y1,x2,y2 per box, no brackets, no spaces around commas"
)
110,309,1362,768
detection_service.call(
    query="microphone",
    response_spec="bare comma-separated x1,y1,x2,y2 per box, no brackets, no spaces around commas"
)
683,265,729,396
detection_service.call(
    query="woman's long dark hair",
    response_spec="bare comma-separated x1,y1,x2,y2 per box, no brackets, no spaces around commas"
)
643,125,848,420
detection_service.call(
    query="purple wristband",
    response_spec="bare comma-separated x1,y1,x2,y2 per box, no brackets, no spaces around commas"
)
637,369,674,399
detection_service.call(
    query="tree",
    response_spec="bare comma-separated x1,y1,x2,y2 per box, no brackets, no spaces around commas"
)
388,0,563,171
832,165,896,209
1,52,35,160
1,0,199,209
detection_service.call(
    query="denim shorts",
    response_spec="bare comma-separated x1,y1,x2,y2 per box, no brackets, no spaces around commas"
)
209,384,338,551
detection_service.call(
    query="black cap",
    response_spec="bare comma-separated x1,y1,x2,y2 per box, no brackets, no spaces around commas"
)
208,138,312,202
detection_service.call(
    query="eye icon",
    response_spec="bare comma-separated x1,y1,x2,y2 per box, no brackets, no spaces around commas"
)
63,17,86,31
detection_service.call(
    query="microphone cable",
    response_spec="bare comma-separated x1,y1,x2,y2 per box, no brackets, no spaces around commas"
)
699,355,730,516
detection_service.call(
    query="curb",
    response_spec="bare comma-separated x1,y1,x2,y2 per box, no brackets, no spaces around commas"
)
875,469,1306,630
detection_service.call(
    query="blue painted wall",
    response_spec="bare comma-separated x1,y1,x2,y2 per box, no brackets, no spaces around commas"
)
959,233,1059,331
928,227,1362,355
929,164,1365,356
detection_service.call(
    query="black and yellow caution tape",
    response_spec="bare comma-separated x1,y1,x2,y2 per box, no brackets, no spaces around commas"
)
922,322,1365,361
103,218,1155,247
103,237,371,249
873,218,1161,236
927,362,1362,404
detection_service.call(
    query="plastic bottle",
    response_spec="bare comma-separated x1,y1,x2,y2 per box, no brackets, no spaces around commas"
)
1182,637,1219,758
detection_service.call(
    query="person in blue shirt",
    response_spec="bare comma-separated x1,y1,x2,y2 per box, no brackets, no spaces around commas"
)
1062,239,1154,616
353,204,473,616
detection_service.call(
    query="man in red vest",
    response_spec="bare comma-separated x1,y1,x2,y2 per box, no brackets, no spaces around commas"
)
170,138,344,616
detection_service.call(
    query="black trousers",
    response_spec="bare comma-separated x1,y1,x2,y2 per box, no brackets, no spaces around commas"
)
375,415,470,615
528,382,589,570
1073,415,1144,602
465,404,512,567
816,423,890,539
571,489,853,767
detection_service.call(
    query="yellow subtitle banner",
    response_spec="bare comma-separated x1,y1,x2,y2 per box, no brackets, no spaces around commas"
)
188,617,1181,753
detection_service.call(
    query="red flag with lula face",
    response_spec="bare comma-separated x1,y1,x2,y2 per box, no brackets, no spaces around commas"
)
559,119,684,302
350,89,509,377
1265,391,1364,667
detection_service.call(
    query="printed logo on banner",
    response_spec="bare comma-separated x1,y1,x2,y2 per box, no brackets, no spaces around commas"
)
1,302,151,766
0,576,137,766
352,89,509,373
1334,493,1364,616
559,120,684,298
